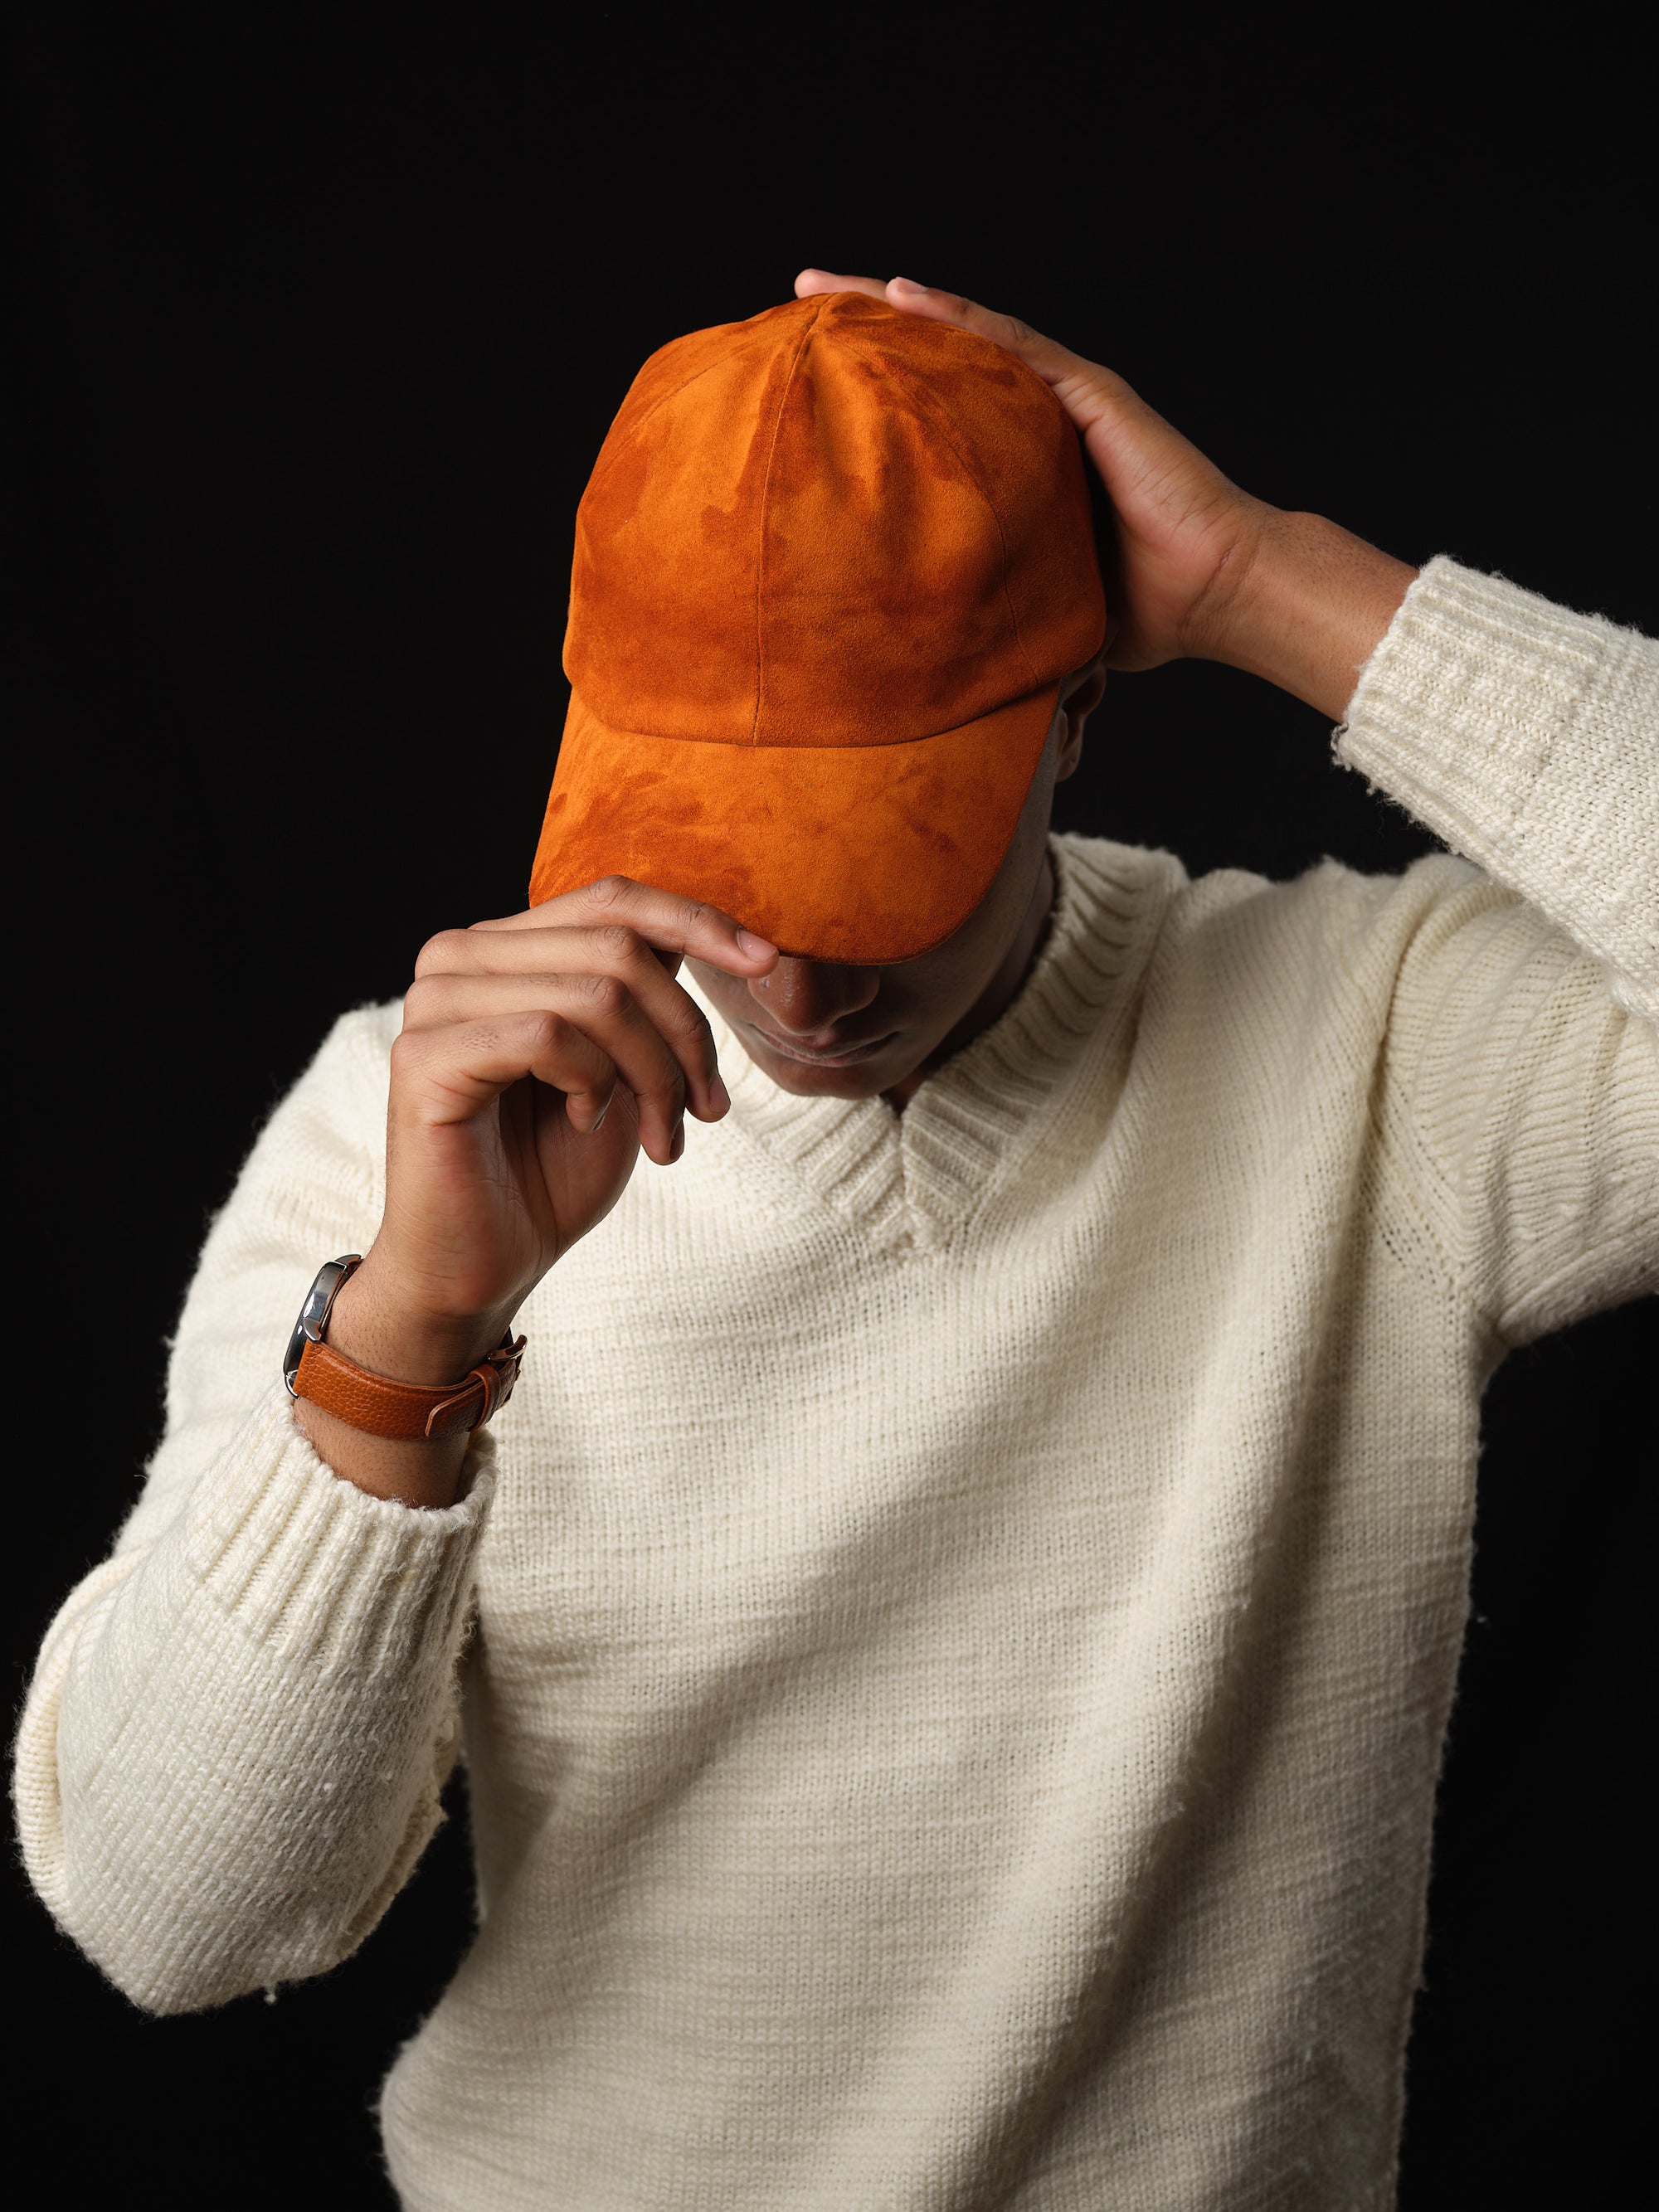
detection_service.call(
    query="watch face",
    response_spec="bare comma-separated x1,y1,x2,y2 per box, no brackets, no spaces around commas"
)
283,1256,362,1393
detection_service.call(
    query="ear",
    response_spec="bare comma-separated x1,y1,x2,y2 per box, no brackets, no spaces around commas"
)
1053,659,1107,784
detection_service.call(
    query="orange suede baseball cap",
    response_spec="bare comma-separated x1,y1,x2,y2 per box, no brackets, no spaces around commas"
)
529,291,1106,963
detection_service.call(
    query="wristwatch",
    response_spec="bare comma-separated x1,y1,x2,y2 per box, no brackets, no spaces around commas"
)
284,1254,526,1441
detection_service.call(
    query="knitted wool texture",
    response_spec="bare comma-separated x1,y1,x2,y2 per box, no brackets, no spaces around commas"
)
14,560,1659,2210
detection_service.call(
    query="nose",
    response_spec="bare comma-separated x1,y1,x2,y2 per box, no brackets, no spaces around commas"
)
748,957,880,1037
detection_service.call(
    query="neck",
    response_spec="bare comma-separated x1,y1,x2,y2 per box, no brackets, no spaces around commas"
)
884,844,1057,1111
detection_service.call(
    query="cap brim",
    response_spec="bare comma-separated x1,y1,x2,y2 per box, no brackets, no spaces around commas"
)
528,683,1060,964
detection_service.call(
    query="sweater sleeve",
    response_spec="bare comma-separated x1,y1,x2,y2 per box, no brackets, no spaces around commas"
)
11,1004,496,2015
1334,556,1659,1342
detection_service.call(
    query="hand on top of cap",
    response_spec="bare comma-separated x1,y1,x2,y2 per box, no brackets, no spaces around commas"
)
794,268,1275,678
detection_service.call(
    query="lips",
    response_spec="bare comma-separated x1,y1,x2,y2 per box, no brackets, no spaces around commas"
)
746,1024,897,1067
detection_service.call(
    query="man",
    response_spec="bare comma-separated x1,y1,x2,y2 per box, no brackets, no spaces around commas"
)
16,271,1657,2209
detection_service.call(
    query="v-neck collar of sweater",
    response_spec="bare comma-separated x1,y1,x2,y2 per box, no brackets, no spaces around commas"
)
686,834,1175,1257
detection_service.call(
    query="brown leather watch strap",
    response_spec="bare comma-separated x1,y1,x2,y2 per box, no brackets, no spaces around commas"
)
292,1330,526,1441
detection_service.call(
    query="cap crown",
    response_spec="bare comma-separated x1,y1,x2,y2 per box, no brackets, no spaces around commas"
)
565,293,1105,748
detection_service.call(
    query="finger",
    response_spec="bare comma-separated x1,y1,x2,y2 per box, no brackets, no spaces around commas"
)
795,267,889,302
411,924,730,1122
468,877,777,977
884,276,1144,454
884,275,1052,352
403,969,697,1159
798,266,1082,392
883,275,1093,385
392,1009,620,1138
805,270,1128,478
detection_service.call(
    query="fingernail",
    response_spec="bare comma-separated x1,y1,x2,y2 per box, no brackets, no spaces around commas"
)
709,1073,732,1114
888,275,927,294
737,929,775,959
589,1100,607,1134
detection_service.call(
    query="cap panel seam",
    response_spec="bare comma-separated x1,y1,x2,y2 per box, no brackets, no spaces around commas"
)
580,323,789,503
868,347,1045,698
751,301,824,745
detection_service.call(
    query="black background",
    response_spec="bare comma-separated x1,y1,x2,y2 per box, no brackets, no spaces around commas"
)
4,7,1653,2205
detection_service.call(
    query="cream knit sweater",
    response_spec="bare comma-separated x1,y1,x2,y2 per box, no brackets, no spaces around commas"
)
15,559,1658,2210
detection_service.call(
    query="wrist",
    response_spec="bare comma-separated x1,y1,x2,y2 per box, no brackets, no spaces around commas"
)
1202,508,1417,722
289,1260,518,1510
326,1262,518,1391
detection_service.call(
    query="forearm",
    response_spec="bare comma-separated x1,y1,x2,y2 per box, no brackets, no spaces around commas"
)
1209,523,1658,1020
1335,556,1659,1024
1208,509,1418,722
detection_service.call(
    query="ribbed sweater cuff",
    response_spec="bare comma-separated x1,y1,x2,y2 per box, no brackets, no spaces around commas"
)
179,1384,495,1678
1335,555,1659,1021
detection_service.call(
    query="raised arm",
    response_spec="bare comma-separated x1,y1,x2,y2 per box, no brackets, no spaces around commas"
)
796,271,1657,1330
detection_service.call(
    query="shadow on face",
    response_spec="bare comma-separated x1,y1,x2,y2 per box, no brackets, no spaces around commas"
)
685,663,1105,1108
